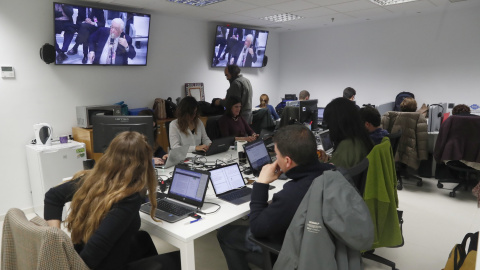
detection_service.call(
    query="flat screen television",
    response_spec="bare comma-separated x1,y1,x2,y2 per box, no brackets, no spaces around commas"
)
92,115,154,153
211,25,269,68
53,2,151,66
299,99,318,130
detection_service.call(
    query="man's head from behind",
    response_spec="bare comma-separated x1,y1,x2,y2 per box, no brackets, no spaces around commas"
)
110,18,125,39
343,87,356,101
299,90,310,101
273,125,317,173
359,106,381,132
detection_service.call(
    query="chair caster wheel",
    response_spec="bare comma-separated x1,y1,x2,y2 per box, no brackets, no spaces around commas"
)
449,192,456,197
417,181,423,187
397,184,403,190
437,183,444,188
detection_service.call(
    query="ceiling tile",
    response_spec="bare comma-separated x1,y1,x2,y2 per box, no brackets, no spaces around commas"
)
267,0,320,12
305,0,357,6
345,6,392,19
294,6,339,17
213,13,255,24
236,0,291,7
327,0,378,13
203,1,259,13
235,6,285,18
382,0,437,13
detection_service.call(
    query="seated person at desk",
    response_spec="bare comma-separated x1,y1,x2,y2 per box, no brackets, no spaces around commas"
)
169,96,212,153
299,90,310,101
256,94,279,120
452,104,477,116
138,109,168,165
218,96,258,142
217,125,335,270
359,105,389,145
44,131,181,270
319,97,374,168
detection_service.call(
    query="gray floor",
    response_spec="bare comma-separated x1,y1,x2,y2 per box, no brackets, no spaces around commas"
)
2,177,479,269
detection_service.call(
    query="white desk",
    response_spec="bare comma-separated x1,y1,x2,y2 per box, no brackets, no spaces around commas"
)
140,150,287,270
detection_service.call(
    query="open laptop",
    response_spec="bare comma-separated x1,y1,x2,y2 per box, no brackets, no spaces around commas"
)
192,137,234,156
244,139,273,177
319,129,333,155
209,163,252,205
155,145,189,169
140,166,210,223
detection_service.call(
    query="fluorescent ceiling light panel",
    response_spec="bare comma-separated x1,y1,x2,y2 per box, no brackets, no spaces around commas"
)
167,0,226,7
261,13,305,23
369,0,418,6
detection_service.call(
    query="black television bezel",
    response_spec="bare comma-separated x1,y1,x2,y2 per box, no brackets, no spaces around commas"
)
53,2,151,66
210,24,269,68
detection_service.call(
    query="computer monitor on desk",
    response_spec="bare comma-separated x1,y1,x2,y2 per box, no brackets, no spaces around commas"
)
92,115,154,153
299,99,318,130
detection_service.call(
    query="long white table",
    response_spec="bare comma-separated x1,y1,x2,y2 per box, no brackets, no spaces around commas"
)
140,150,287,270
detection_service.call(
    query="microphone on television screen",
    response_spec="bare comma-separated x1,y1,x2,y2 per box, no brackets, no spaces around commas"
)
110,33,115,45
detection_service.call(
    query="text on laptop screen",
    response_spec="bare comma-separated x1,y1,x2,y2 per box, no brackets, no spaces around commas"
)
320,131,333,151
169,168,209,202
210,164,245,194
245,140,271,171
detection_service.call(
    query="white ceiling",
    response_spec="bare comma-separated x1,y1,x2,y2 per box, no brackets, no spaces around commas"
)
79,0,480,31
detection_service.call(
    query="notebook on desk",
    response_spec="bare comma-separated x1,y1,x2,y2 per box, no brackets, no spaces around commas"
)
209,163,252,205
155,145,188,169
192,137,234,156
319,129,333,155
140,166,210,223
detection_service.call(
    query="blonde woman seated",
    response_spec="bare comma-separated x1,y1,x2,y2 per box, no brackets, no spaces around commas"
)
256,94,279,120
218,96,258,142
44,131,181,270
169,96,212,153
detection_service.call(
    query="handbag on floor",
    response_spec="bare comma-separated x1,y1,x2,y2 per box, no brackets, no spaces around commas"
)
443,231,478,270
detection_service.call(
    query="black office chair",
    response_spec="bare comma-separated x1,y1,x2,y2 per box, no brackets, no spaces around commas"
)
205,115,222,140
251,108,275,134
246,161,370,270
386,130,404,190
165,120,172,148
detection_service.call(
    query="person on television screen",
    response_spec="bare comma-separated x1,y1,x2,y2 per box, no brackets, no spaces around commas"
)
215,65,253,124
230,34,257,67
88,18,136,65
54,3,77,64
44,131,181,270
212,26,228,66
218,96,257,142
67,7,105,64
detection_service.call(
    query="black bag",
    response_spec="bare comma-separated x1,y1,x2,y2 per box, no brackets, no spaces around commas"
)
165,97,177,118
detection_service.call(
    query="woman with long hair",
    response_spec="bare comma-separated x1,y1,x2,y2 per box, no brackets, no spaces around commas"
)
256,94,279,120
320,97,374,168
169,96,212,153
44,131,180,270
218,96,257,142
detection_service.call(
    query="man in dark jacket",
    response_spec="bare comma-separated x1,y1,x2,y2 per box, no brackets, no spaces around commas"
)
217,125,334,270
359,105,389,145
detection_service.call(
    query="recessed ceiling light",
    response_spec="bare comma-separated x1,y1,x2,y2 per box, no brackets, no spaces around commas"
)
369,0,417,6
167,0,226,7
261,13,304,23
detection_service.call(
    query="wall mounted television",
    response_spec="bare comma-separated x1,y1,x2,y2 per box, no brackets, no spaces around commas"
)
211,25,269,68
53,2,151,66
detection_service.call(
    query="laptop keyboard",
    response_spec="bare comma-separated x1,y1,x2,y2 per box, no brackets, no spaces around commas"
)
222,188,252,201
157,200,193,216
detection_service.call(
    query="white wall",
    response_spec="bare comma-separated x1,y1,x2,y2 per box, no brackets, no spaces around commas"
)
0,0,280,216
278,5,480,108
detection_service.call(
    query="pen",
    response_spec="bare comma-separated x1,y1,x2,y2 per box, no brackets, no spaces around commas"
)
184,218,205,225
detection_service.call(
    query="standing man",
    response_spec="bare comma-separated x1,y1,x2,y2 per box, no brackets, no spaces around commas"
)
217,125,334,270
343,87,360,109
216,64,253,124
299,90,310,101
88,18,136,65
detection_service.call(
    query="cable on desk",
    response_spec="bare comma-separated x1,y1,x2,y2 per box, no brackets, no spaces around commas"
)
198,202,221,214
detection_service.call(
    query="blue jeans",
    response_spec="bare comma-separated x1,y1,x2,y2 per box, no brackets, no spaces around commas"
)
217,225,263,270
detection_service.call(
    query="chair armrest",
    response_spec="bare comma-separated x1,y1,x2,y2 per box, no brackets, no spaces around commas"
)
248,235,282,255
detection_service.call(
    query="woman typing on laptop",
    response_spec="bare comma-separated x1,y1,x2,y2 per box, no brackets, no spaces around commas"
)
169,96,212,153
44,131,181,270
218,96,258,142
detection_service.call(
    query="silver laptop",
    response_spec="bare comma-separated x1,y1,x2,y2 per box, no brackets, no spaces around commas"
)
156,145,189,169
140,166,210,223
209,163,252,205
319,130,333,155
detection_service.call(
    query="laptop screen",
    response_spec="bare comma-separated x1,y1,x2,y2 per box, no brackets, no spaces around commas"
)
318,107,325,119
169,167,209,205
209,163,245,195
244,140,272,174
319,130,333,152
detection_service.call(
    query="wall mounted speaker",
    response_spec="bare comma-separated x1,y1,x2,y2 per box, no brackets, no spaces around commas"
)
40,43,55,64
262,55,268,67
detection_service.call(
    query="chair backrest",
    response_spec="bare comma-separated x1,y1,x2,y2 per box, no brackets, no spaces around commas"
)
278,106,300,128
339,158,369,195
165,120,172,148
251,108,275,134
387,129,402,157
205,115,222,140
1,208,89,270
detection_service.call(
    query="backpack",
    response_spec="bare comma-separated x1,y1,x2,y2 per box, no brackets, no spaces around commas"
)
393,92,415,111
165,97,177,118
443,231,478,270
152,98,167,119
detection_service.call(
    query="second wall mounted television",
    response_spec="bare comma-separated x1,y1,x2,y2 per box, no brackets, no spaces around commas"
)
54,2,151,66
211,25,269,68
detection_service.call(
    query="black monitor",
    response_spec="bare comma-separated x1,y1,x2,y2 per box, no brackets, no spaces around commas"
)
299,99,318,130
92,115,154,153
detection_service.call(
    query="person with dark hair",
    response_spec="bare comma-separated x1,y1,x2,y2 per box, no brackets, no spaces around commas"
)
343,87,356,100
359,106,389,145
298,90,310,101
452,104,472,116
54,3,77,64
218,96,257,142
169,96,211,153
217,125,334,270
138,109,168,165
44,131,181,270
400,97,417,112
215,64,253,124
320,97,374,168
